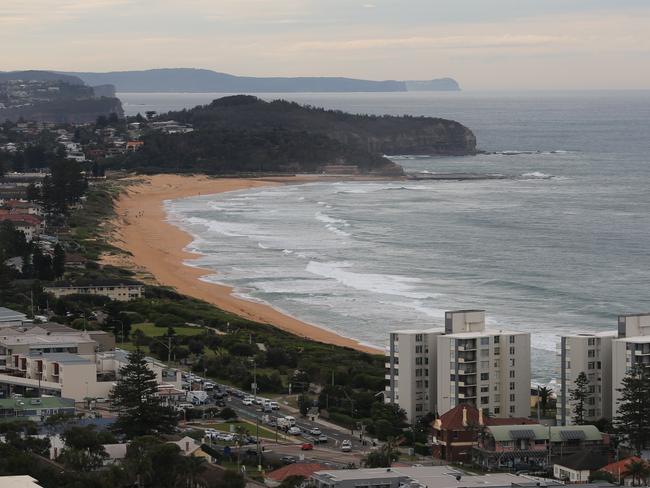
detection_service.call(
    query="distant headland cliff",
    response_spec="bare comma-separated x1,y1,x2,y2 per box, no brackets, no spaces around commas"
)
63,68,461,93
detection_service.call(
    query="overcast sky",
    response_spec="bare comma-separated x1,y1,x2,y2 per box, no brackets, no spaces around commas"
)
2,0,649,89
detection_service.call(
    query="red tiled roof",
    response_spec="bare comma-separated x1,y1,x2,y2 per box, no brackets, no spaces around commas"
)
266,463,329,482
436,403,537,431
0,214,42,226
599,457,641,477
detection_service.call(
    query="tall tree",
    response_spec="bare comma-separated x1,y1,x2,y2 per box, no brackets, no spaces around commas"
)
110,348,178,438
615,366,650,453
52,243,65,278
626,460,650,487
57,425,112,471
569,371,590,425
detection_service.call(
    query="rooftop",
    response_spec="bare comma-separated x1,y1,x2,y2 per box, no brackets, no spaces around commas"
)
313,466,562,488
0,307,27,323
556,451,609,471
29,352,94,364
0,396,75,411
487,425,603,443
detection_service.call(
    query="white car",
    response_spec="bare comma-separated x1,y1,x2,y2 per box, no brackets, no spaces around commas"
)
309,427,322,436
288,426,301,435
242,397,254,406
341,440,352,452
216,433,235,442
270,401,280,410
204,428,218,435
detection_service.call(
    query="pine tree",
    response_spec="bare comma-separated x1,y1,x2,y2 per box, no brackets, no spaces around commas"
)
569,371,590,425
110,349,178,439
52,244,65,278
615,366,650,453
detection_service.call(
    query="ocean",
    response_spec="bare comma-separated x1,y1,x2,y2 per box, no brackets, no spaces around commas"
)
120,90,650,383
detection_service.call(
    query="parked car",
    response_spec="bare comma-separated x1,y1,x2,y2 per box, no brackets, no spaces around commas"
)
309,427,322,436
341,440,352,452
242,397,253,406
270,401,280,410
288,426,301,435
317,434,328,443
301,443,313,451
281,455,296,464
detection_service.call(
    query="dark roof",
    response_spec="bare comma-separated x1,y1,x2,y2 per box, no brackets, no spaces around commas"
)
267,463,330,481
435,403,537,431
556,451,609,471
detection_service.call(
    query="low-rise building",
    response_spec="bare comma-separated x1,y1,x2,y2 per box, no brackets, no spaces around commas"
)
473,425,607,471
553,451,609,484
311,466,563,488
0,307,27,326
431,404,537,463
0,396,75,421
598,456,642,486
0,475,44,488
44,281,144,301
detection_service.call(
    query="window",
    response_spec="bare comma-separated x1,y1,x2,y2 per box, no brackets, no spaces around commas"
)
481,349,489,358
509,358,515,367
481,386,489,393
494,336,500,344
588,362,595,370
588,338,595,346
415,345,423,353
450,374,456,382
416,357,423,365
510,393,515,402
494,394,500,402
416,334,423,342
509,336,516,344
415,404,423,412
509,382,515,390
494,347,500,355
588,350,596,358
481,361,489,370
481,373,490,381
481,396,489,405
509,347,515,355
509,370,515,378
510,405,515,414
480,337,490,346
416,380,423,388
494,407,500,414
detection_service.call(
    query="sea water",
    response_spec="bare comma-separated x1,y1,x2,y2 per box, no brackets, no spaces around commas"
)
121,91,650,383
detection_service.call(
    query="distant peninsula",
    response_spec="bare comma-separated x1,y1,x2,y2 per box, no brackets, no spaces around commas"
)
114,95,475,176
62,68,461,93
0,70,122,123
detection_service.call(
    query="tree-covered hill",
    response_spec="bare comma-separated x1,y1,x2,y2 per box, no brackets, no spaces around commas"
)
118,95,476,175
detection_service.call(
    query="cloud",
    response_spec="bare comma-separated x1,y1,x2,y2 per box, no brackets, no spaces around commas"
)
0,0,131,26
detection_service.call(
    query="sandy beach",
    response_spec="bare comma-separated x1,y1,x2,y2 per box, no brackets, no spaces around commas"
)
106,174,382,355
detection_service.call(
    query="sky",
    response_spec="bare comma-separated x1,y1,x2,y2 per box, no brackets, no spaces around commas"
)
1,0,649,90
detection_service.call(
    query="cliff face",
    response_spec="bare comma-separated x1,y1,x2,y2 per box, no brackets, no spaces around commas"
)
0,97,124,123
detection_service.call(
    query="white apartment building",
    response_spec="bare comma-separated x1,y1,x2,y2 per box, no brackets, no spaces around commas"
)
386,310,531,423
558,313,650,424
556,331,615,426
0,322,181,401
44,282,144,302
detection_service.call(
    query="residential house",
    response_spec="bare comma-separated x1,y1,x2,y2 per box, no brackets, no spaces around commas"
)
44,281,144,301
431,403,537,463
473,425,607,471
0,396,75,421
598,457,642,486
553,451,609,483
266,463,329,487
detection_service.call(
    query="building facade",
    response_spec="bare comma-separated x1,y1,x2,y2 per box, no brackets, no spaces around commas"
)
44,282,144,301
556,331,615,425
386,310,531,423
558,313,650,424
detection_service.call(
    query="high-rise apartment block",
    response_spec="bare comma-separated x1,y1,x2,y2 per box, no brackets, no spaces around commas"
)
386,310,531,423
558,313,650,425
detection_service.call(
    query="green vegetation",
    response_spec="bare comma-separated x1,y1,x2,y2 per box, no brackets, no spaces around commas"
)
110,349,178,439
570,371,590,425
615,366,650,452
110,95,474,175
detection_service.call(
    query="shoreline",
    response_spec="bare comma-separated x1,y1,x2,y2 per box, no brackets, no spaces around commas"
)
105,174,384,355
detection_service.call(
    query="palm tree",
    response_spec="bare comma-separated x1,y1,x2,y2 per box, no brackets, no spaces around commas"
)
626,460,650,486
538,386,553,416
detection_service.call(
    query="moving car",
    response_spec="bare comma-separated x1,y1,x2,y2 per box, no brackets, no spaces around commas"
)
301,443,313,450
317,434,328,443
288,426,301,435
309,427,322,436
341,440,352,452
270,401,280,410
242,397,253,406
281,455,296,464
